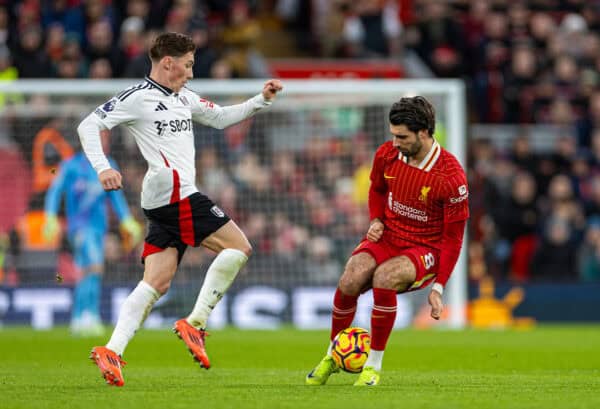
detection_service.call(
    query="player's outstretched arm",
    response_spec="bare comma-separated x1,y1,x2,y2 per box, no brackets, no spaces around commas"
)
191,79,283,129
261,79,283,101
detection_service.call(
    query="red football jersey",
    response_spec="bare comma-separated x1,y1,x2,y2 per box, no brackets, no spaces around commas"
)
369,140,469,250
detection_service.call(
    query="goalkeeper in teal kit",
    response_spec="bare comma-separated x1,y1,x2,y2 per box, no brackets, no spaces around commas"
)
43,148,142,336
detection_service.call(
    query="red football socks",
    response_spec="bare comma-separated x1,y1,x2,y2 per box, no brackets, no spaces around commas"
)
370,288,397,350
330,288,358,341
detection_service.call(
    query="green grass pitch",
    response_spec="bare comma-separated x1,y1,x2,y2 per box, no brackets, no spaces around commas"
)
1,326,599,409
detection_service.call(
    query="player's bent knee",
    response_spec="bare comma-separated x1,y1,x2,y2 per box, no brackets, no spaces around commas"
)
223,243,252,258
338,274,363,296
147,280,170,295
373,257,415,290
239,242,252,258
158,282,171,295
372,271,401,290
142,273,172,295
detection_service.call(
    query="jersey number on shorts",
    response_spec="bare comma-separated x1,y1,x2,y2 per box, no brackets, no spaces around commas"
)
422,252,435,270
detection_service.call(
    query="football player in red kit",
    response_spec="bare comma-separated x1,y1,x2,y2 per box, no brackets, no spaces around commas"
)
306,96,469,386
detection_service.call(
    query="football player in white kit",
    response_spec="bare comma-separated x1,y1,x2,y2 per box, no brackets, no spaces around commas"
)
80,32,283,386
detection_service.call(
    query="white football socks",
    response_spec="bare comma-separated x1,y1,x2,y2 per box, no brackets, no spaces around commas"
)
187,248,248,329
326,341,334,357
364,349,384,371
106,280,160,356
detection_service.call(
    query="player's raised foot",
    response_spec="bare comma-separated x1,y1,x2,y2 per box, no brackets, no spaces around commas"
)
353,366,380,386
173,319,211,369
305,355,339,385
89,346,126,387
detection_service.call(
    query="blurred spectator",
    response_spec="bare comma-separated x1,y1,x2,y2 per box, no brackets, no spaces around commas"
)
308,0,346,57
196,147,231,197
507,2,531,43
271,212,308,260
583,174,600,218
570,151,593,199
410,0,465,77
89,58,113,79
124,29,158,78
85,20,126,77
491,171,539,281
503,45,538,123
16,0,41,32
12,25,52,78
538,173,585,248
271,151,305,196
577,217,600,282
45,23,66,64
557,12,588,59
0,6,11,46
190,24,218,78
529,12,555,50
510,134,538,175
460,0,490,56
55,55,86,79
531,216,578,280
164,0,202,34
210,58,234,79
221,0,271,78
41,0,85,43
303,236,341,284
576,90,600,148
83,0,116,31
125,0,151,26
120,16,145,61
342,0,402,58
0,44,17,83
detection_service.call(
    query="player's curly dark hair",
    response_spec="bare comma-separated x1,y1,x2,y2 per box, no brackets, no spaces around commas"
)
389,96,436,137
149,32,196,61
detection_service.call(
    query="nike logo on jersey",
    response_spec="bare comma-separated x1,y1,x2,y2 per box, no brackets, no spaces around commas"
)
155,102,168,111
384,173,396,179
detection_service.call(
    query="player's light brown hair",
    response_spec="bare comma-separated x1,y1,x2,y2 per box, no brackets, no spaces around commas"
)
389,96,436,137
149,32,196,62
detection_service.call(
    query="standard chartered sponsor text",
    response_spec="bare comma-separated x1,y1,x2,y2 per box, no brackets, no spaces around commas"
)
391,201,428,222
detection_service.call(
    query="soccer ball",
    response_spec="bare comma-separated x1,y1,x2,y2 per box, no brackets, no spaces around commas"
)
331,327,371,373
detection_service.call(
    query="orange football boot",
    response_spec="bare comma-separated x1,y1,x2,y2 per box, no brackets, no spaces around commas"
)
173,319,211,369
90,346,126,387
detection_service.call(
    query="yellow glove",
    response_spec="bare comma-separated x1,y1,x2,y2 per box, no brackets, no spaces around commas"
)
42,214,60,243
120,217,143,248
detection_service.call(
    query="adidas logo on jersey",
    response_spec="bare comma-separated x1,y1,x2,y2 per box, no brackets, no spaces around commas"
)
155,102,168,111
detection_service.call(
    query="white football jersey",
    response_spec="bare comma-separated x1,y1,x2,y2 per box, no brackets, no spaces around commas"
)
85,76,271,209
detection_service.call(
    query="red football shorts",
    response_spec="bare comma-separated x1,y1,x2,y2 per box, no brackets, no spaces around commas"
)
351,237,440,292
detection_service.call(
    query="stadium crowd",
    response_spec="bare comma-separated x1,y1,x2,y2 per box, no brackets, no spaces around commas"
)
1,0,600,286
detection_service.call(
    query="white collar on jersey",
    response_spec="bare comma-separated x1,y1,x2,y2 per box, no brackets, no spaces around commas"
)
398,140,441,172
